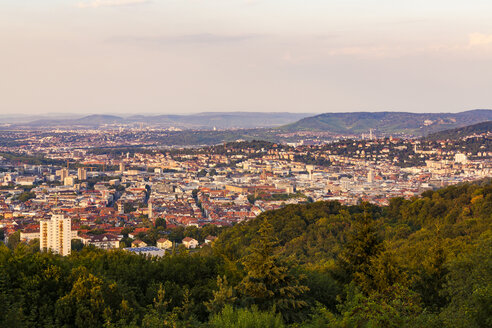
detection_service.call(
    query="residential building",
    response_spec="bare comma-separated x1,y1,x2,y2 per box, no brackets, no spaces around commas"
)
182,237,198,249
132,239,147,248
40,214,72,256
80,233,120,249
157,238,172,250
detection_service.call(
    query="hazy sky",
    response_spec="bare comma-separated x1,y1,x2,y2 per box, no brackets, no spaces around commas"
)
1,0,492,115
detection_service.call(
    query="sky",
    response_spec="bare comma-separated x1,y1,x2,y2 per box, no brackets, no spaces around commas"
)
1,0,492,115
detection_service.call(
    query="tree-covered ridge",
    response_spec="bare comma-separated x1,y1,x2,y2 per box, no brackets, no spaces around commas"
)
425,120,492,140
280,110,492,135
214,179,492,326
215,179,491,263
0,179,491,327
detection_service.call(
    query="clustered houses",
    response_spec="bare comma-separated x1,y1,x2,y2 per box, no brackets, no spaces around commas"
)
79,233,120,249
0,130,490,253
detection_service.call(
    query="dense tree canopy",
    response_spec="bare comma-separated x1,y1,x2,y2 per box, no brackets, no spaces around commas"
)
0,178,491,327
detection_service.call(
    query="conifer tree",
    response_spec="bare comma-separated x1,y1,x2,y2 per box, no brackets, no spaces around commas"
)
337,212,383,287
205,275,237,314
238,219,309,322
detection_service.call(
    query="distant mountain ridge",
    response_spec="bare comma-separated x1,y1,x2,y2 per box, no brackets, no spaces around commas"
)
280,109,492,136
21,112,313,129
425,120,492,140
7,110,492,139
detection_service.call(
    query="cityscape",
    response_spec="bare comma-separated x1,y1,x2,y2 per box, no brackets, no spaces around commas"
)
1,0,492,327
1,120,490,253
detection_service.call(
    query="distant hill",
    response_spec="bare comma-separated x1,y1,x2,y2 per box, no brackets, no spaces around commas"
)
425,120,492,140
22,112,312,129
125,112,312,129
27,114,124,127
280,110,492,136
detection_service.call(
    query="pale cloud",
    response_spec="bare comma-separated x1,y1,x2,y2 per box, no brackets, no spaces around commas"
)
326,46,396,58
108,33,263,45
77,0,151,9
243,0,263,5
469,33,492,47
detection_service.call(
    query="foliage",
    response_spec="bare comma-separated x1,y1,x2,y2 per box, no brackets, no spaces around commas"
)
248,192,307,203
237,220,309,322
205,276,237,314
71,239,84,251
13,191,36,202
209,305,285,328
0,179,491,327
197,169,208,178
6,231,20,249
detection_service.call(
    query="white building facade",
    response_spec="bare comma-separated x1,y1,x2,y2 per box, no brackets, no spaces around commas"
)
40,214,72,256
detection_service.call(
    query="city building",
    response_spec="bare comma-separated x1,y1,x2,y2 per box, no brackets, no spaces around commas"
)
64,176,74,186
157,238,173,250
77,167,87,180
131,239,147,248
454,153,468,164
40,214,72,256
182,237,198,249
56,168,69,181
124,246,165,257
79,233,120,249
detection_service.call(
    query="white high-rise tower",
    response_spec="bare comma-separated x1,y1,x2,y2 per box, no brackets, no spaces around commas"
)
368,169,374,183
40,214,72,256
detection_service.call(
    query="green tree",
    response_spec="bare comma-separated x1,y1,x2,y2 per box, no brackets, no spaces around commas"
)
71,239,84,251
55,268,121,328
141,284,173,328
6,231,20,249
440,233,492,328
205,276,237,314
333,283,423,328
238,219,309,322
124,203,136,214
14,191,36,202
209,305,285,328
155,217,167,229
413,238,448,311
337,213,383,286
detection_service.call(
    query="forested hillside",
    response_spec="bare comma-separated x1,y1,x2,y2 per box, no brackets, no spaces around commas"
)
281,110,492,136
1,179,491,327
425,120,492,140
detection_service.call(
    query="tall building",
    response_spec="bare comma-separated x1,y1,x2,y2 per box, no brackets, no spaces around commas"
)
368,169,374,183
117,201,124,214
56,168,69,181
40,214,72,256
306,165,315,180
77,167,87,180
119,162,125,172
148,199,153,219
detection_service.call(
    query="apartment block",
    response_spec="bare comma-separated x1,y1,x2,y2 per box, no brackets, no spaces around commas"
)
40,214,72,256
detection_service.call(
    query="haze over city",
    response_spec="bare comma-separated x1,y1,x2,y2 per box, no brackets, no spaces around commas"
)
1,0,492,115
